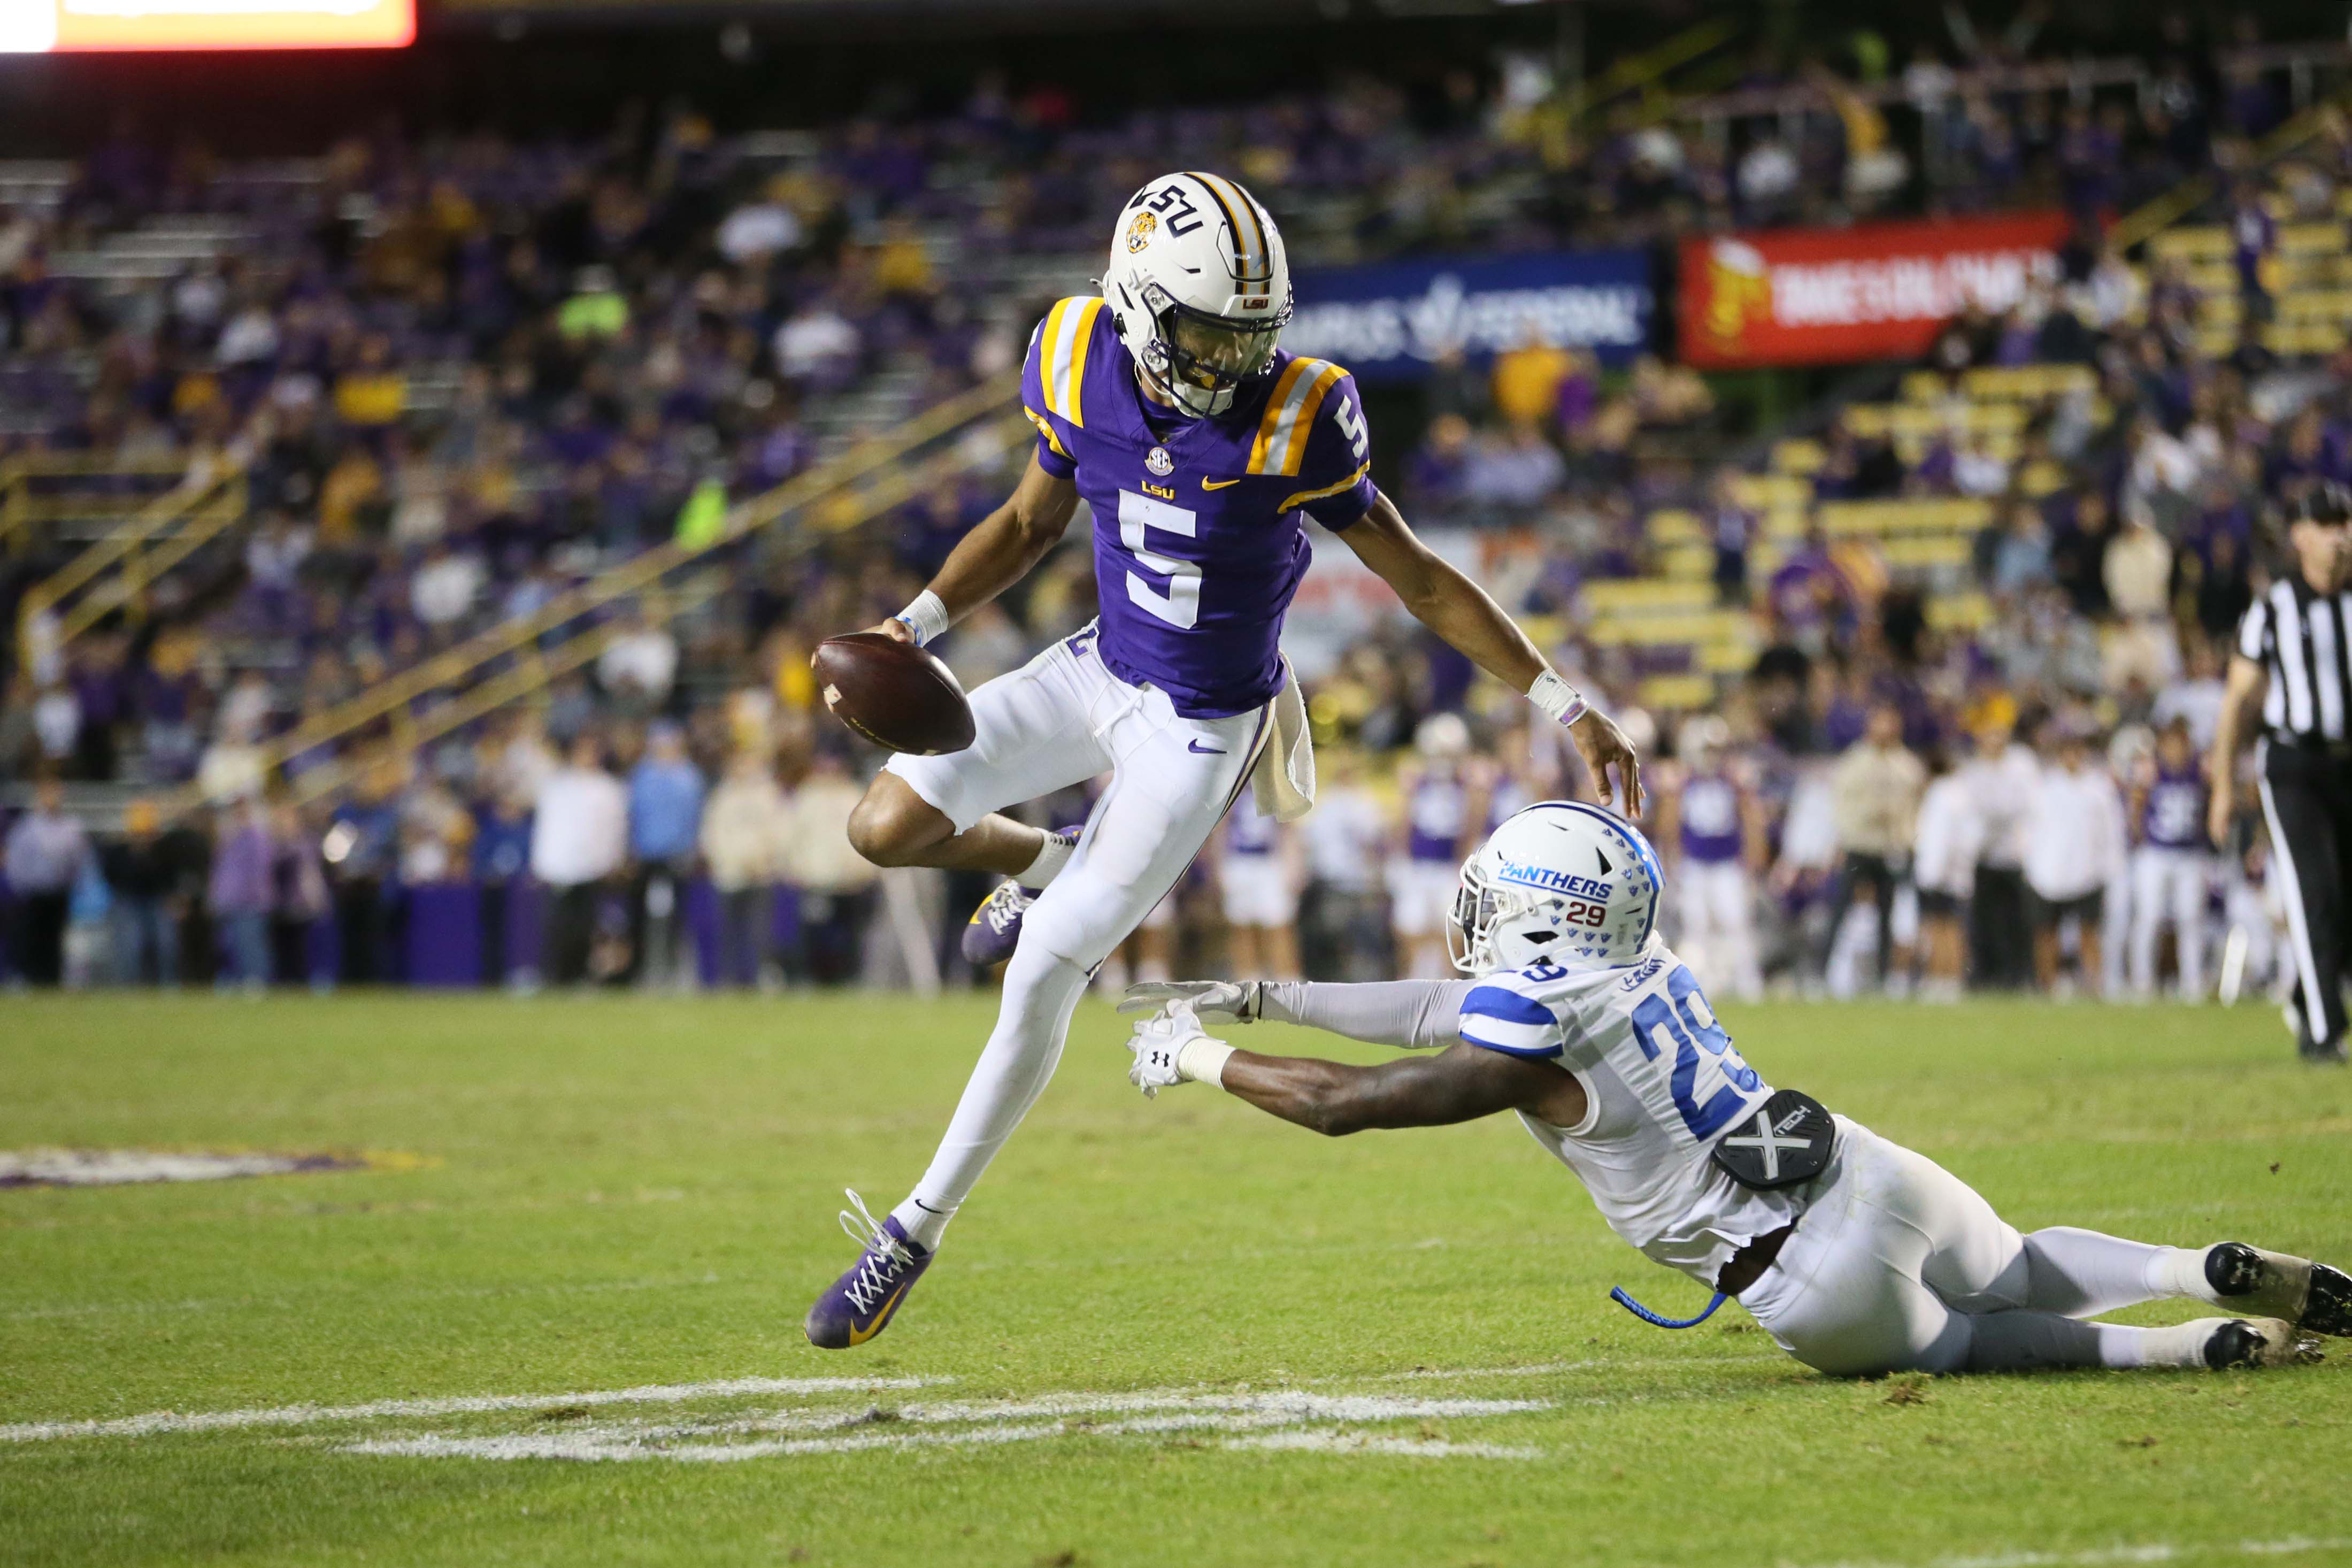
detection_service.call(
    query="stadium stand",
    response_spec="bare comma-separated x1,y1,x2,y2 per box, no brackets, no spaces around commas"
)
3,18,2348,1004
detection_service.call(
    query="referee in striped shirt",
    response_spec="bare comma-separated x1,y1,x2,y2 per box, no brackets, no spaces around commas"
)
2210,484,2352,1064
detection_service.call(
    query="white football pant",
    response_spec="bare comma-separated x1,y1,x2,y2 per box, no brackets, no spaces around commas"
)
2130,847,2211,999
1677,860,1762,1002
1389,859,1462,976
1739,1119,2224,1375
882,630,1267,1244
1220,857,1297,928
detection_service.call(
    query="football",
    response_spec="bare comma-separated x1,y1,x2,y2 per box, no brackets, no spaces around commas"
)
812,631,977,756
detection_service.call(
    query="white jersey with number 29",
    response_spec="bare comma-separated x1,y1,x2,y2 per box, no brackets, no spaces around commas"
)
1456,935,1801,1286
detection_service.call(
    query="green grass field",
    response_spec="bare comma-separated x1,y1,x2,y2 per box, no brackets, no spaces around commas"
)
3,991,2350,1568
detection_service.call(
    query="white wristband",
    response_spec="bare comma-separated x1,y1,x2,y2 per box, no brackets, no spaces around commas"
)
1175,1036,1235,1088
894,590,950,647
1526,668,1590,728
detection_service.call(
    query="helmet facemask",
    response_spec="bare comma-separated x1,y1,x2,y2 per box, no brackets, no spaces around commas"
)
1446,860,1492,974
1447,858,1566,974
1135,284,1286,419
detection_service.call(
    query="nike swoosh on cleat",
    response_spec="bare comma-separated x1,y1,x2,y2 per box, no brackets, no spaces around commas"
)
845,1281,911,1346
1202,477,1242,490
1187,740,1227,754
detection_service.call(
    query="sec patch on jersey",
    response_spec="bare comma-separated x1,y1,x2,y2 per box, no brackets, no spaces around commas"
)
813,633,976,756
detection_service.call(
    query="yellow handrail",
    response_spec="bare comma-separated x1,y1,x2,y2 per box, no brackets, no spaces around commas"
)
0,455,195,552
263,412,1033,810
165,395,1028,812
1572,17,1742,121
21,460,242,616
282,570,733,809
14,457,247,672
2110,95,2352,252
52,477,249,649
235,379,1020,778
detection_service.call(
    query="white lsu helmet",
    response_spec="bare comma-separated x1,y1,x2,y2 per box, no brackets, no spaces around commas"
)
1103,171,1292,419
1448,801,1664,975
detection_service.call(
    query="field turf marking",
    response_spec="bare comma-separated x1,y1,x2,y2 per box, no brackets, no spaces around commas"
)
0,1375,949,1444
340,1386,1553,1463
2,1359,1755,1448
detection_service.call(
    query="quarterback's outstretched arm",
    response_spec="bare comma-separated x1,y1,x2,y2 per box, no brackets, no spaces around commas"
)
864,453,1079,646
1339,491,1645,818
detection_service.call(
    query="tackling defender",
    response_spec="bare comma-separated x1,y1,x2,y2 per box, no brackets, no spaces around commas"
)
1120,801,2349,1376
804,172,1644,1347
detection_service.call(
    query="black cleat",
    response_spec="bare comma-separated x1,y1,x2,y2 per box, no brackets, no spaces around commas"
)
2205,1243,2352,1337
2206,1242,2268,1297
2302,1260,2352,1337
2201,1317,2323,1370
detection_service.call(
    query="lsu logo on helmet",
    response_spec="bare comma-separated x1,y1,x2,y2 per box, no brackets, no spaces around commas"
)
1126,210,1157,252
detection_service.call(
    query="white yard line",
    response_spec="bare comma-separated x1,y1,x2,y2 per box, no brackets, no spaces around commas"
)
0,1375,950,1444
0,1356,1769,1449
348,1423,1074,1464
342,1391,1556,1465
456,1390,1551,1447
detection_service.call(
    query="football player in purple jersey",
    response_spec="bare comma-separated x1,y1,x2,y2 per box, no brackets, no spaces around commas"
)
804,171,1644,1349
2127,718,2215,998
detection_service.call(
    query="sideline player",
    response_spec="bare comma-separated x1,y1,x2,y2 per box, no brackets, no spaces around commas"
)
1652,716,1764,1001
804,172,1644,1347
1389,713,1487,978
1120,802,2347,1375
1216,791,1303,982
2128,718,2212,1000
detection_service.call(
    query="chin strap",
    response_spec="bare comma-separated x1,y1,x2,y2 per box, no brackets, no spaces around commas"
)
1609,1285,1727,1329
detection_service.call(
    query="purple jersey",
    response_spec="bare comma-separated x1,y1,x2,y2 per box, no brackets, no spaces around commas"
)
2142,763,2207,850
1679,774,1744,864
1226,794,1277,857
1405,768,1470,863
1023,296,1377,718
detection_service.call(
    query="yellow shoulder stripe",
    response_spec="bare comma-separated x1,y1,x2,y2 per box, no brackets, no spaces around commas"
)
1278,463,1371,517
1249,358,1346,476
1040,296,1105,428
1023,406,1070,461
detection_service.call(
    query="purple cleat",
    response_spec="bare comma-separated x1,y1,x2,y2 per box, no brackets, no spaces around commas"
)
805,1191,934,1349
960,829,1077,968
962,879,1036,967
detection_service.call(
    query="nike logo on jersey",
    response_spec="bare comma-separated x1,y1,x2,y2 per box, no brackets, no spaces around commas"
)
1188,740,1227,754
1202,477,1242,490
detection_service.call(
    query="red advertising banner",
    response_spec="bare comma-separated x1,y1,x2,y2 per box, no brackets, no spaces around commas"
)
1678,212,2072,368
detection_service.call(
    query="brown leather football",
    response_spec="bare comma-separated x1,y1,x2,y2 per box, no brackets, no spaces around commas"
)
812,632,977,756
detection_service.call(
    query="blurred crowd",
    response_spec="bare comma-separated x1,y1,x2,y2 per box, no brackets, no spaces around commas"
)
3,11,2349,1000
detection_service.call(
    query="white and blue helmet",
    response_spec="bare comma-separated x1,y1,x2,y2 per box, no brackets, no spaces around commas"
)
1448,801,1663,974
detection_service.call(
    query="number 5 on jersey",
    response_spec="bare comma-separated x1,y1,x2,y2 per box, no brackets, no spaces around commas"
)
1119,490,1201,629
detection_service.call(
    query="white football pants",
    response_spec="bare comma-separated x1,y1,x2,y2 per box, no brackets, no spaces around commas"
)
1675,860,1762,1002
882,628,1269,1244
2130,847,2211,998
1738,1119,2223,1375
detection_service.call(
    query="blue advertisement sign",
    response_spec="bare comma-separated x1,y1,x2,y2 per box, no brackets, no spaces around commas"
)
1285,249,1656,382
